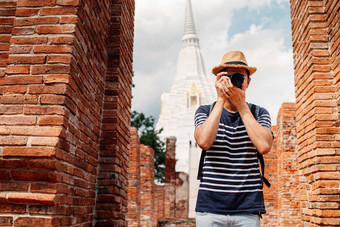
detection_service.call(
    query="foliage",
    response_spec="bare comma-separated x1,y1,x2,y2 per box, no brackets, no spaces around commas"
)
131,111,165,183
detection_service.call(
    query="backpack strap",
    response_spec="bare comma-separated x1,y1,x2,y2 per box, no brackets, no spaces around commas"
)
257,152,271,187
248,103,271,188
197,102,216,181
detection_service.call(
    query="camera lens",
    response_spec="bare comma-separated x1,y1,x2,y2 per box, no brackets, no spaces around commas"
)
231,73,244,88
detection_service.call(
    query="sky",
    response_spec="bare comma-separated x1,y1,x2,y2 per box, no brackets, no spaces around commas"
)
132,0,295,125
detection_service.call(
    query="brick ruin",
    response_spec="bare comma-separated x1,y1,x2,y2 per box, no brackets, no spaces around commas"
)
127,129,192,226
0,0,339,226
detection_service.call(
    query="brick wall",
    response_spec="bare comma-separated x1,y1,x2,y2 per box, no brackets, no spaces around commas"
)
290,0,340,226
276,103,300,226
127,128,158,227
0,0,134,226
262,125,278,226
262,103,299,226
139,144,155,226
127,127,140,226
127,133,192,226
164,136,176,220
175,172,189,220
95,0,134,225
154,184,165,221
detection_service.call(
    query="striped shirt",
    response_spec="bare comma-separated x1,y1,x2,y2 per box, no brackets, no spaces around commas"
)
194,104,272,215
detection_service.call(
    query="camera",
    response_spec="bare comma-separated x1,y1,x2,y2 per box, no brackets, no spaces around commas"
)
224,73,245,89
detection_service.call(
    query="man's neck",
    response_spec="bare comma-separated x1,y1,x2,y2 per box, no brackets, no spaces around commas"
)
223,100,238,113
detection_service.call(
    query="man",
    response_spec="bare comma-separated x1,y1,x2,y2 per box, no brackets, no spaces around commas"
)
194,50,273,226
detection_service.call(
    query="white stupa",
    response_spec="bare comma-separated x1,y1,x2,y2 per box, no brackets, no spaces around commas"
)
155,0,216,218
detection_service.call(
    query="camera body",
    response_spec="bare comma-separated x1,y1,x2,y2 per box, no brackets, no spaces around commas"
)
224,73,245,89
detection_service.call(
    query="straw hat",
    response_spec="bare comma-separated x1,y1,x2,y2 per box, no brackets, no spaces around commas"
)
212,51,257,76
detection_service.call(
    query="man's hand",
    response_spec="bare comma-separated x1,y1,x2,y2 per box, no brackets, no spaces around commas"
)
215,71,247,111
215,71,232,103
226,85,248,111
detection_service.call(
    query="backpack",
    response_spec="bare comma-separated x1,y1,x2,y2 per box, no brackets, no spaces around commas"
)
196,102,271,188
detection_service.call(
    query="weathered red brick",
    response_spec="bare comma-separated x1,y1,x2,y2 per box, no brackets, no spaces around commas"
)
38,116,64,126
47,54,72,64
37,24,76,34
33,45,72,54
44,74,70,84
56,0,79,6
0,116,36,125
60,15,78,24
0,105,23,114
0,182,29,192
7,193,55,205
10,126,62,136
0,9,16,17
40,95,66,104
14,217,53,227
0,85,27,94
3,147,56,157
11,171,57,182
0,216,13,226
11,27,35,35
40,7,78,16
14,17,59,27
23,105,65,115
30,137,59,146
9,45,32,54
0,137,27,146
5,65,29,74
15,8,40,17
7,55,46,64
31,65,70,74
17,0,55,7
0,75,43,85
0,93,27,106
0,204,26,214
10,36,48,44
28,84,68,95
49,36,74,44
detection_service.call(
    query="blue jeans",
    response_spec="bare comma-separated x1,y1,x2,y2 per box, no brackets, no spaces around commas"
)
196,212,260,227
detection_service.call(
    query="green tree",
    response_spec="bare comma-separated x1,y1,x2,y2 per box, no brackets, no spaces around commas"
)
131,110,165,183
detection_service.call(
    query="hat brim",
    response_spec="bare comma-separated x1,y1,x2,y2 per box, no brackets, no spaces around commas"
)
212,64,257,76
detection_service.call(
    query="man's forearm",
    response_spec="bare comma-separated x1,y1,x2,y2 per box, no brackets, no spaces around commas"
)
238,104,273,154
194,100,224,150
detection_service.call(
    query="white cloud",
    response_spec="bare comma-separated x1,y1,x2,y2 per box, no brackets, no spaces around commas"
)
223,24,295,123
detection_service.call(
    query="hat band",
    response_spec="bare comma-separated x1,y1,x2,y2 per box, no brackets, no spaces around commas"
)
224,61,248,66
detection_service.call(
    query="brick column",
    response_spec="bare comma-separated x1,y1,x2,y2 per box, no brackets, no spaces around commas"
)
95,0,135,226
164,136,176,219
175,172,189,219
0,0,135,226
153,183,158,226
154,184,165,221
127,127,141,226
1,0,81,226
276,103,300,226
290,1,340,226
139,144,155,226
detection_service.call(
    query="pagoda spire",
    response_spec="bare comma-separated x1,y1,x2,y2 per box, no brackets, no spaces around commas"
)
182,0,199,45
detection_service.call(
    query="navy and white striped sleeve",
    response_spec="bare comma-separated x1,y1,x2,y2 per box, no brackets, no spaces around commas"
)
258,107,272,130
194,105,209,128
